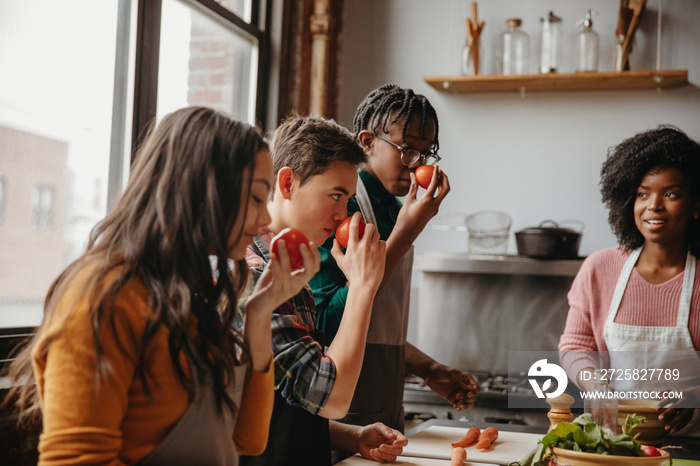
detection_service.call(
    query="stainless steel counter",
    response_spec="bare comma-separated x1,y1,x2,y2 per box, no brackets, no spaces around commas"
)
414,252,584,276
414,252,584,373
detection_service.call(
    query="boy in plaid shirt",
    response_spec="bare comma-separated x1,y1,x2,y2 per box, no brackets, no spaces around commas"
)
237,114,407,466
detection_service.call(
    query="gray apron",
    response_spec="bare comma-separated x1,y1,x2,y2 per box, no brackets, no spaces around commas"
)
139,364,248,466
340,177,413,432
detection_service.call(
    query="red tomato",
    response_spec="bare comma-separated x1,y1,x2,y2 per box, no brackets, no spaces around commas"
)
270,227,310,270
415,165,435,189
641,445,662,457
335,216,366,249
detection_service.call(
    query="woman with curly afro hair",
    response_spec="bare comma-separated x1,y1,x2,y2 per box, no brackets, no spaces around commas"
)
560,125,700,435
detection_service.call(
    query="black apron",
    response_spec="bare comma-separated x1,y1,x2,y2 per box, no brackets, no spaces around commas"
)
239,391,332,466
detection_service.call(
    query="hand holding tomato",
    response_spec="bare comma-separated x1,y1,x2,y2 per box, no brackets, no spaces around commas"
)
270,227,310,271
335,216,366,249
392,167,450,246
247,227,320,316
415,165,437,189
330,212,386,291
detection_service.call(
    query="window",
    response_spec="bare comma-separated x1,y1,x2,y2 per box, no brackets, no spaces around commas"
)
0,179,5,225
32,185,55,231
0,0,271,329
157,0,258,123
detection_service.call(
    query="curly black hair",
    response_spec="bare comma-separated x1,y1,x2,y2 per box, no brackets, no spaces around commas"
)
600,125,700,256
352,84,439,151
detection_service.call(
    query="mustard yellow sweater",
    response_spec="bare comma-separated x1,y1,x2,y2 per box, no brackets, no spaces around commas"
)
32,268,274,465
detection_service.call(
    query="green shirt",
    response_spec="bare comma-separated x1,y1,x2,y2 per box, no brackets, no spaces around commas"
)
309,170,402,343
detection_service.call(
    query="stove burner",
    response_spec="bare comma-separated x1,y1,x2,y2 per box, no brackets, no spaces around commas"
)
405,372,536,399
484,415,527,425
403,374,551,429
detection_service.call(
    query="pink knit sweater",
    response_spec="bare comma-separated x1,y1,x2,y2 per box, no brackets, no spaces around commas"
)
559,247,700,383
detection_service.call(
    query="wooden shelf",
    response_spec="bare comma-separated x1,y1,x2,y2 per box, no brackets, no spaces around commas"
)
423,69,688,94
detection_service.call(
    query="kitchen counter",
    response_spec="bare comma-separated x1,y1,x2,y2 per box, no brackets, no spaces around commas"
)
414,253,584,277
414,252,583,373
338,419,700,464
408,420,700,462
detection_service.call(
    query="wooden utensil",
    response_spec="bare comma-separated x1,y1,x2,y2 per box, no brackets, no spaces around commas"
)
621,0,646,69
545,393,575,432
616,0,630,38
465,2,485,75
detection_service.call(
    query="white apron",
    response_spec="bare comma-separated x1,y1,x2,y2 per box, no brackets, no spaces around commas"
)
603,247,700,435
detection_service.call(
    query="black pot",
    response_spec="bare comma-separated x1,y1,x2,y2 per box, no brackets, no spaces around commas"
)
515,220,584,260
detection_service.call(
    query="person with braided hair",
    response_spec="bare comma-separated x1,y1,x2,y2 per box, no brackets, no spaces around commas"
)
559,125,700,435
309,85,479,444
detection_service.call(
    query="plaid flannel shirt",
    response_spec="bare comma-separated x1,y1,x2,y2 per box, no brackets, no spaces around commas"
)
235,228,336,415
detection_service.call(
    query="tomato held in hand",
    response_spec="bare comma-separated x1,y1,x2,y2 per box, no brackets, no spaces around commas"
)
415,165,436,189
335,216,366,249
270,227,310,270
641,446,662,457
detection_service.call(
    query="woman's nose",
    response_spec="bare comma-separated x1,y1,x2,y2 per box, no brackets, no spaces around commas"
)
260,205,272,227
647,195,663,211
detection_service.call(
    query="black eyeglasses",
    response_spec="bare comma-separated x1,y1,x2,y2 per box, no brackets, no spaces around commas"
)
374,134,441,166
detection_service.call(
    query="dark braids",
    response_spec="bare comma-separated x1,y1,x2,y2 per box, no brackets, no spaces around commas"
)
353,84,440,151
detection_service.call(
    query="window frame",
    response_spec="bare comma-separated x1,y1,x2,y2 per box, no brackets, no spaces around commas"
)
130,0,271,165
0,178,5,225
0,0,272,334
31,185,55,232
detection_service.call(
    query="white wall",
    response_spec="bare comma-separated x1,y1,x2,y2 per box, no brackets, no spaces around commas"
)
338,0,700,257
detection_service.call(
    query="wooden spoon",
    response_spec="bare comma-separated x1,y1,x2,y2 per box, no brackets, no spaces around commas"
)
621,0,646,68
465,2,485,74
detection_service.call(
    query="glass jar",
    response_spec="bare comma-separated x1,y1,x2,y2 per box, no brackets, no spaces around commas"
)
497,18,529,75
584,369,618,435
461,38,484,75
539,11,562,74
575,9,599,72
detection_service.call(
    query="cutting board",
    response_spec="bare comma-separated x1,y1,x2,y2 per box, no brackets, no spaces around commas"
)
336,454,495,465
403,425,543,465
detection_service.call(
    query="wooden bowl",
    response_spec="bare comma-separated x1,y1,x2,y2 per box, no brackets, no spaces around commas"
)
617,399,668,446
552,447,671,466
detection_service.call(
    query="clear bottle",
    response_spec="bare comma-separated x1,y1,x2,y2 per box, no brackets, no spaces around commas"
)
584,369,618,435
497,18,530,75
539,11,562,74
461,38,484,75
575,9,600,72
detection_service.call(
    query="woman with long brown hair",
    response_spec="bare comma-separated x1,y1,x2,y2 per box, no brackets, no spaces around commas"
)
5,106,319,465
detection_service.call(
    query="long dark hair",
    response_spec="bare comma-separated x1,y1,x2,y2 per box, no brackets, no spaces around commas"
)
6,106,266,420
600,125,700,256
